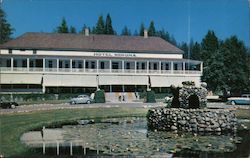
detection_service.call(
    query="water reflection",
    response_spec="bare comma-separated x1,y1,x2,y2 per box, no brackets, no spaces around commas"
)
21,117,250,157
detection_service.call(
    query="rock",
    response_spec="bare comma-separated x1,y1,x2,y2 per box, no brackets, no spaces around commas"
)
205,127,212,132
178,120,187,125
190,119,197,124
198,127,204,132
205,117,210,122
215,128,221,132
171,126,177,130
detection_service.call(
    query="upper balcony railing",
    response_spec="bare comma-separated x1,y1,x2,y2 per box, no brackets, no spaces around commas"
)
0,67,202,75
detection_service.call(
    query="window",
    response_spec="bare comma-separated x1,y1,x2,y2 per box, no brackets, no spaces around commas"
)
49,61,53,68
6,59,11,67
165,63,169,70
36,59,43,68
59,61,63,68
126,62,130,69
112,62,119,69
153,63,157,70
30,60,34,67
78,61,83,68
9,49,12,54
100,61,105,69
72,61,76,68
0,58,11,67
33,50,37,54
85,61,89,68
22,59,27,67
65,61,69,68
174,63,178,70
14,60,17,67
141,63,145,69
91,61,95,69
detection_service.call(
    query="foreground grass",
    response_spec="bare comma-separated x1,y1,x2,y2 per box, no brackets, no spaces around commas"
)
0,107,148,158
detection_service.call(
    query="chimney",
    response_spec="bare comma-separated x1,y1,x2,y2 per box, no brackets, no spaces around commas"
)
144,29,148,38
84,28,89,36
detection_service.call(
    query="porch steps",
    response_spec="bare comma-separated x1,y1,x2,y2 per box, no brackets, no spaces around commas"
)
105,92,138,103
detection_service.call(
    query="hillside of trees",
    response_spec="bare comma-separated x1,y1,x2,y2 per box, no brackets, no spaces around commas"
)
1,8,249,95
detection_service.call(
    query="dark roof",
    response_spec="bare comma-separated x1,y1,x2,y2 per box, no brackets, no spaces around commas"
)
0,32,183,54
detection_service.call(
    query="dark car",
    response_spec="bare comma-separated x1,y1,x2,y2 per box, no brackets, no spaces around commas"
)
0,100,19,109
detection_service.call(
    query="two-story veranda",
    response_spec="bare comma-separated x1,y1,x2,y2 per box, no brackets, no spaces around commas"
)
0,31,202,94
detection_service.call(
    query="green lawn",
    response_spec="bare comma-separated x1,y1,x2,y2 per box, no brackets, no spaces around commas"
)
0,107,148,158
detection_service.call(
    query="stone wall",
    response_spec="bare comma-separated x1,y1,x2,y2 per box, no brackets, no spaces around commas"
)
147,108,237,133
179,85,207,108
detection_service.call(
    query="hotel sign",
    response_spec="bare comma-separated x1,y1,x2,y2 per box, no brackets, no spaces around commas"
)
93,52,136,58
8,49,183,59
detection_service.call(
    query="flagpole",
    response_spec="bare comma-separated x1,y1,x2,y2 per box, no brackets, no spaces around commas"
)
187,0,191,73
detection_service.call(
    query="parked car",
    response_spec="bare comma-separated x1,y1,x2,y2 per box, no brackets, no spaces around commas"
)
227,94,250,105
70,95,92,104
0,100,19,109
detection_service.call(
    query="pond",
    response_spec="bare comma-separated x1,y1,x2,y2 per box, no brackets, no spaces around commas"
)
21,117,250,157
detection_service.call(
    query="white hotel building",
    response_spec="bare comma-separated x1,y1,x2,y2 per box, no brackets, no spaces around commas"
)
0,30,202,94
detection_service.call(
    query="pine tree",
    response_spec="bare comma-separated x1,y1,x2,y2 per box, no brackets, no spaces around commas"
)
0,7,14,44
56,18,69,33
170,35,177,46
155,29,170,41
148,21,156,36
105,14,114,35
139,23,145,36
94,15,105,34
191,42,201,60
202,48,227,92
201,30,219,62
69,26,76,33
121,26,131,36
221,36,249,94
179,42,189,59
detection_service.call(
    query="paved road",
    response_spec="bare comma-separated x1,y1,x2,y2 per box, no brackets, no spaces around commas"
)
0,102,165,115
0,102,249,115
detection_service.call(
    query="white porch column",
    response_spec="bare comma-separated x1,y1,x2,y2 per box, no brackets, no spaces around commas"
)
42,84,46,93
171,61,174,74
110,85,112,92
27,58,30,72
11,57,13,71
43,58,45,72
57,59,59,72
201,62,203,74
96,60,99,73
183,62,185,74
70,59,72,72
122,60,124,73
109,60,112,73
159,61,161,74
147,61,149,74
135,61,137,74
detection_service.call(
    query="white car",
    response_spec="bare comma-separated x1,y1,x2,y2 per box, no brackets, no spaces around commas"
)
70,95,92,104
164,96,173,103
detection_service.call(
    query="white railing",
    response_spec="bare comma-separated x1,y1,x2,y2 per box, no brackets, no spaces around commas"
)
44,68,57,72
0,67,202,75
29,67,43,72
13,67,28,71
0,67,12,71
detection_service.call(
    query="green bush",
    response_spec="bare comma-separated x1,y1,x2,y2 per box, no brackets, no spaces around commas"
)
146,90,156,103
94,89,106,103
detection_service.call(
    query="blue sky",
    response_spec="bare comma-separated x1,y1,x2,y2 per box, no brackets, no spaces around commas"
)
2,0,250,46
